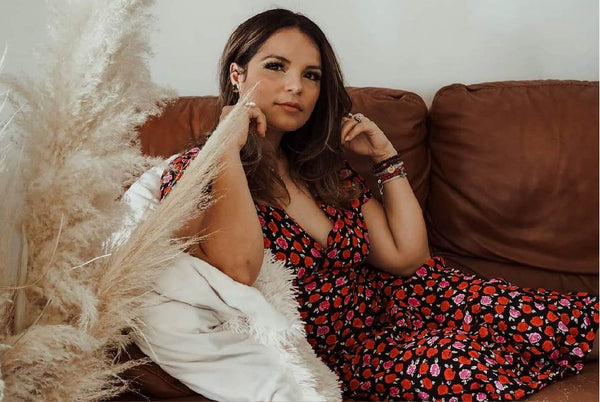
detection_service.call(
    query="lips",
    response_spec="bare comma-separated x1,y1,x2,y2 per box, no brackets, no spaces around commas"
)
277,102,302,111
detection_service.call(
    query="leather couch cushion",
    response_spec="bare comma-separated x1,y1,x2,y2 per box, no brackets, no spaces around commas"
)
427,80,599,293
137,87,429,207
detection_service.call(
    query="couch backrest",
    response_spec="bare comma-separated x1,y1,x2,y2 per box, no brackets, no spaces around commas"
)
137,80,599,293
137,87,429,207
427,80,598,293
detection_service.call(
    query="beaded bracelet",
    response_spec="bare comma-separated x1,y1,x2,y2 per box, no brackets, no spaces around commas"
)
372,154,403,174
375,160,407,196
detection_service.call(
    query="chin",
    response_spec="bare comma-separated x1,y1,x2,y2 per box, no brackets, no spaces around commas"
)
268,115,310,133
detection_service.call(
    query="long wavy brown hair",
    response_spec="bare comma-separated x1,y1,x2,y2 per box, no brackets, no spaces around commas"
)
216,8,361,208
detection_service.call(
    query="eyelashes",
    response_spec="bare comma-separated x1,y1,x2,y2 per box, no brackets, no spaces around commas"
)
263,61,321,81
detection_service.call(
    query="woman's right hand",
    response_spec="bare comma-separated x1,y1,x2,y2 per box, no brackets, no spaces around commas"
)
219,103,268,150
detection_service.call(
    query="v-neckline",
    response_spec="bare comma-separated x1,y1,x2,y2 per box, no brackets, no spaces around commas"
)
267,202,339,251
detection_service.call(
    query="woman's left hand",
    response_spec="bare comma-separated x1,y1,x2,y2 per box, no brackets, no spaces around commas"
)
341,114,397,162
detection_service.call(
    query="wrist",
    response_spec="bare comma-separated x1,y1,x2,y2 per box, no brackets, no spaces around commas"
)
372,146,398,163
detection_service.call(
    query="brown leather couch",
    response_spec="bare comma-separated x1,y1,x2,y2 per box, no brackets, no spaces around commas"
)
113,80,598,401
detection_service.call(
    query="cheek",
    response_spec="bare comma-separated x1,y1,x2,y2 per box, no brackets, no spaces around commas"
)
306,87,320,111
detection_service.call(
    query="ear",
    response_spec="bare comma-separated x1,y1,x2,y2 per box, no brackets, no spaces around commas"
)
229,62,244,86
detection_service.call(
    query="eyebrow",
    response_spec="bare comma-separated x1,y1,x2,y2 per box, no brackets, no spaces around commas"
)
260,54,321,70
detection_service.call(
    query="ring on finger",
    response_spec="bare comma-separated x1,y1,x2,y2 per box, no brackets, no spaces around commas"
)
353,113,364,123
245,101,256,107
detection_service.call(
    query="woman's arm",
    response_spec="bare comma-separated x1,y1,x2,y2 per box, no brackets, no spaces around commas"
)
342,116,430,277
175,104,268,285
360,152,431,277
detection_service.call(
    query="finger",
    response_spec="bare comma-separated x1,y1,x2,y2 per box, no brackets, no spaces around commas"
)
340,119,359,143
246,106,267,137
344,120,374,143
254,109,268,137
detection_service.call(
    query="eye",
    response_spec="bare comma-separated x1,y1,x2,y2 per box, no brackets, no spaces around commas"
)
264,61,285,71
304,71,321,81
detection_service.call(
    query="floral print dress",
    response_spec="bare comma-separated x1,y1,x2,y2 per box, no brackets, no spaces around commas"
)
159,146,599,401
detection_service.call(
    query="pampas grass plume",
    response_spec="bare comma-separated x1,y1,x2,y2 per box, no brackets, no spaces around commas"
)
0,0,254,400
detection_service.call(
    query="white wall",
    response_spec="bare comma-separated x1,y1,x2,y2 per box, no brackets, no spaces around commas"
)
1,0,598,106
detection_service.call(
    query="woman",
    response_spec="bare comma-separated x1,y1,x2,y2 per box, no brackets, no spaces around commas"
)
159,8,598,401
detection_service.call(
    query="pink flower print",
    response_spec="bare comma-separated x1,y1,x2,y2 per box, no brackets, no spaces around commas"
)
360,381,371,391
584,316,591,325
496,335,506,343
408,297,420,307
336,277,345,286
459,369,472,380
413,319,423,329
558,322,569,332
319,301,330,311
476,393,487,401
573,347,584,357
365,316,373,326
326,206,336,215
453,341,465,350
161,173,173,183
559,299,571,307
327,250,338,259
505,354,513,364
418,392,429,400
353,252,361,263
257,215,265,226
304,282,316,292
189,147,200,153
435,314,445,323
481,296,492,306
559,359,568,366
406,364,416,375
453,294,465,304
439,280,450,288
494,380,506,391
464,313,473,324
365,288,373,297
449,397,459,402
346,310,354,320
383,360,393,370
575,362,584,371
534,302,545,311
486,356,497,366
528,332,542,343
344,295,351,304
509,291,519,297
389,387,400,397
509,309,521,318
317,326,329,336
275,237,288,249
550,350,559,359
311,248,321,257
430,363,440,377
427,336,440,345
416,267,427,277
297,267,306,279
363,354,371,366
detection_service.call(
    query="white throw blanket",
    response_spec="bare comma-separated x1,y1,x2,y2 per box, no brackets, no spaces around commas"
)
121,162,342,401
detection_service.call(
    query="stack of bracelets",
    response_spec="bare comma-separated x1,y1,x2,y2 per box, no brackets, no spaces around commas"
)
372,154,407,196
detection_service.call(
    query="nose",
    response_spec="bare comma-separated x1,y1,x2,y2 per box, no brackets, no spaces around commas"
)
284,73,303,95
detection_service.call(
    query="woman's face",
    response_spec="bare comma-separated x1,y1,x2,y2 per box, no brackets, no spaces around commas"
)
231,28,322,134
